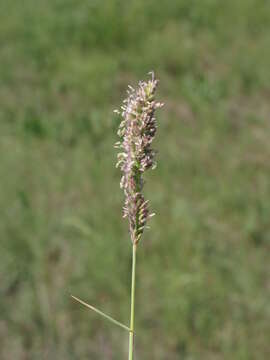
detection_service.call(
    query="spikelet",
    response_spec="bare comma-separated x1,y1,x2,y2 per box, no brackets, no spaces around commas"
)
115,72,164,244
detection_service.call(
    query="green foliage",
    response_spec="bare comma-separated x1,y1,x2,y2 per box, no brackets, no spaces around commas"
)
0,0,270,359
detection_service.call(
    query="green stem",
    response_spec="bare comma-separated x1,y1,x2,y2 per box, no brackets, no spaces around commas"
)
128,244,137,360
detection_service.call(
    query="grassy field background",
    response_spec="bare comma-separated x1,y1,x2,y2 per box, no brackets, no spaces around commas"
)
1,0,270,359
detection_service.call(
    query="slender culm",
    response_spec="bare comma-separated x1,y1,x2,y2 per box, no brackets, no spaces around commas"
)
115,72,163,359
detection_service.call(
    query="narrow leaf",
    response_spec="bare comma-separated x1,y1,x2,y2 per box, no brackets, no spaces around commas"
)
71,295,132,333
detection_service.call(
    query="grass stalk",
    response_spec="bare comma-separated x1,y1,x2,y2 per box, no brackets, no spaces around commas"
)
128,244,137,360
72,73,162,358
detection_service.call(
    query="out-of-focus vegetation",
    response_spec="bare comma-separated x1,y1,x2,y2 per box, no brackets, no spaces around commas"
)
0,0,270,359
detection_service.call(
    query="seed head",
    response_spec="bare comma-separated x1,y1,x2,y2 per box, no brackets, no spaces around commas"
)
115,72,164,244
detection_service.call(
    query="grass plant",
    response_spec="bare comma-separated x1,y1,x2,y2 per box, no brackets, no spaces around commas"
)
72,73,163,359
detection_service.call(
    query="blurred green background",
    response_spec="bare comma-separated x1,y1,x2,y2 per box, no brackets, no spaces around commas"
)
1,0,270,359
